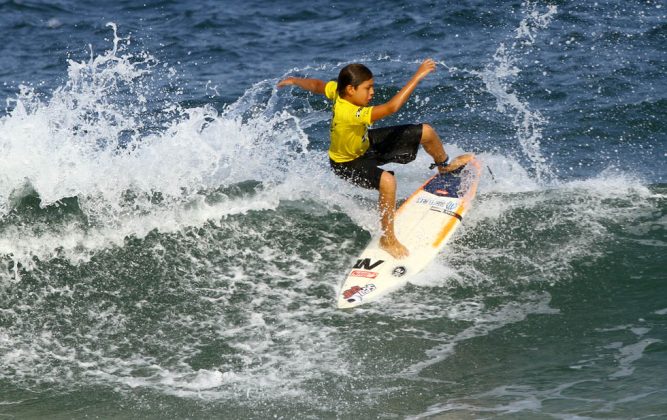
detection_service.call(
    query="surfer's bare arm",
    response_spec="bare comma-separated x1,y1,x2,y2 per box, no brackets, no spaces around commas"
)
371,58,436,122
277,77,326,95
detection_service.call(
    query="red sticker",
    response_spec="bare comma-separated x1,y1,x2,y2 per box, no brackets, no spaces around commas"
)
342,284,376,303
350,270,378,279
343,286,362,299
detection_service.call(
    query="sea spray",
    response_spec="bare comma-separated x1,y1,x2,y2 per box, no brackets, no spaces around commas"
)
0,24,313,267
479,2,557,184
432,3,558,185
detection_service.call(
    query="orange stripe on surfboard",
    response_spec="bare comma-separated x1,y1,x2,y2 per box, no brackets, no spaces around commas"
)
431,158,482,247
432,205,465,247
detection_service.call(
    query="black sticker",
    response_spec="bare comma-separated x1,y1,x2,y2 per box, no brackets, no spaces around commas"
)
392,266,407,277
354,258,384,270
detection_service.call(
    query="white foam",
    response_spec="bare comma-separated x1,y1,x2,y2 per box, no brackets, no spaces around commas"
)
0,24,326,268
0,189,282,272
400,292,559,376
407,381,594,419
409,259,460,288
609,338,661,379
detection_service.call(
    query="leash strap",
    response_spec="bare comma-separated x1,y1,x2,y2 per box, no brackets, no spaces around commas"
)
429,157,451,170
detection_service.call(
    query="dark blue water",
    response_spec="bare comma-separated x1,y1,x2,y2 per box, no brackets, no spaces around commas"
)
1,1,665,418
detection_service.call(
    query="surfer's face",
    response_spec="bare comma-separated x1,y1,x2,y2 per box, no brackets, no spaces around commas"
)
345,78,374,106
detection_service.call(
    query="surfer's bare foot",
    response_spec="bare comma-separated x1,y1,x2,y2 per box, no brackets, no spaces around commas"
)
441,153,475,173
380,235,409,259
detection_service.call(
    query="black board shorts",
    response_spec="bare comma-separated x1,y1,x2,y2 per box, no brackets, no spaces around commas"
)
329,124,423,190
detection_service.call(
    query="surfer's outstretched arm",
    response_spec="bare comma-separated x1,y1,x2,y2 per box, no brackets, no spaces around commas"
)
371,59,436,122
277,77,326,95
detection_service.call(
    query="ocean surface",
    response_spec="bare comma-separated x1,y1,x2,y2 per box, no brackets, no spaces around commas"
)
1,0,665,418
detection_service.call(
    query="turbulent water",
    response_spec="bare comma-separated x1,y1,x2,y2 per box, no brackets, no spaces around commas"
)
1,1,665,418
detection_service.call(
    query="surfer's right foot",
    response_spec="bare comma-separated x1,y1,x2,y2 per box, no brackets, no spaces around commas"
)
380,235,409,259
439,153,475,174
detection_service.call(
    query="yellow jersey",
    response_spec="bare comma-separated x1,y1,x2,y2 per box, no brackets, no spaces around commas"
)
324,81,373,163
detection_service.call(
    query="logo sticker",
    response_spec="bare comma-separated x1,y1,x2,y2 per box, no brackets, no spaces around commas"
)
416,197,457,211
353,258,384,270
350,270,378,279
392,266,407,277
342,284,376,304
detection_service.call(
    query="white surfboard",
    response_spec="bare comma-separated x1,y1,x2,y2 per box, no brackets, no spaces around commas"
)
337,158,482,308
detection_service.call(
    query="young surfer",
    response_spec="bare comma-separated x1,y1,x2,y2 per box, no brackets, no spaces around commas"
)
277,59,473,259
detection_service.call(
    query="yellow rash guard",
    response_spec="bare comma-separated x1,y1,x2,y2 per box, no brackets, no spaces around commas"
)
324,81,373,163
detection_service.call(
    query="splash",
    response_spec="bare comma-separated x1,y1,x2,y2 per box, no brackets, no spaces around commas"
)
433,3,557,184
479,2,557,183
0,24,312,266
481,43,551,181
438,2,557,183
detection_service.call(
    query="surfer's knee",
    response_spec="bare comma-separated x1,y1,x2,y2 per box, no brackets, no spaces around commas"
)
422,123,434,135
420,123,440,145
379,171,396,192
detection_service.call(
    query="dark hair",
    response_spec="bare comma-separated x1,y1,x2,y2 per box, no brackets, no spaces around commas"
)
337,64,373,96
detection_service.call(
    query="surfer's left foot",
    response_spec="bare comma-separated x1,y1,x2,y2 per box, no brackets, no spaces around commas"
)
380,235,409,259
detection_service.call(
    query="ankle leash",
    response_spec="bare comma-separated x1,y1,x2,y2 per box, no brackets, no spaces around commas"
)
428,157,450,170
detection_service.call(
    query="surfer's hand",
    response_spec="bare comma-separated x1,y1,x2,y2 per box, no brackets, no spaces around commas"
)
277,77,296,88
415,59,436,80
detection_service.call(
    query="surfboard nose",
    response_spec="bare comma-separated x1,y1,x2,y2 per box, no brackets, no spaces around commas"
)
337,297,360,309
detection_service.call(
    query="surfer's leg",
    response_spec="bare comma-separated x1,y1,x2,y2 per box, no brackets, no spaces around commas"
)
420,124,475,173
378,171,409,259
420,124,449,173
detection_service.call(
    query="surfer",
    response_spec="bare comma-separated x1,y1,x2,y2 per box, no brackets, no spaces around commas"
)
278,59,473,259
